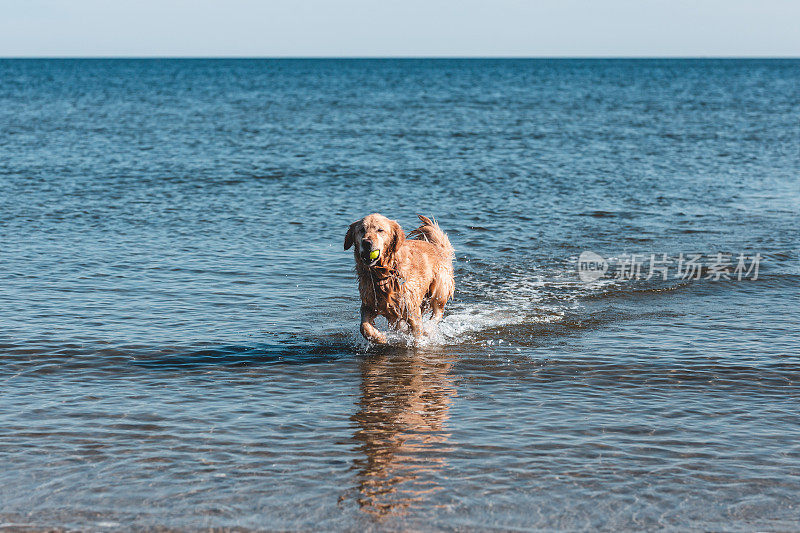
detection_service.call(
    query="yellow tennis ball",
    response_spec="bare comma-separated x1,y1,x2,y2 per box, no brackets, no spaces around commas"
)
369,249,380,261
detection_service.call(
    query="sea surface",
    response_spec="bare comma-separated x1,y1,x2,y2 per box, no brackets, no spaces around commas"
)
0,58,798,531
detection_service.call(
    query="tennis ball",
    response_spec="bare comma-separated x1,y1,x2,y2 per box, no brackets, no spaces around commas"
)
369,249,380,261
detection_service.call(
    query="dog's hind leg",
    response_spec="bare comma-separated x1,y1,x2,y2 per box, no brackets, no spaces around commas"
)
426,275,452,330
420,299,447,338
430,302,445,325
360,306,387,344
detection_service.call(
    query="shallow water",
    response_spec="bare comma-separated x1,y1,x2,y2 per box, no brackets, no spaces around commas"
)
0,58,798,530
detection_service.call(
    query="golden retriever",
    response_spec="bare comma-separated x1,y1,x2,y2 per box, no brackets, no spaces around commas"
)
345,214,455,344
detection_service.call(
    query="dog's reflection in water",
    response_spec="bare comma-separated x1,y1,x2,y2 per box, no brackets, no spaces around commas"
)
349,349,457,517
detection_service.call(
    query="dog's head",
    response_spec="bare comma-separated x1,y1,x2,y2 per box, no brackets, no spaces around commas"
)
344,213,405,266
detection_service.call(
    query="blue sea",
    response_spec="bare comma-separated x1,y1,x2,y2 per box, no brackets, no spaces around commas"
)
0,58,798,531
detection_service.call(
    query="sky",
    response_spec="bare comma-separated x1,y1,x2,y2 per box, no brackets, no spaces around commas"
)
1,0,799,57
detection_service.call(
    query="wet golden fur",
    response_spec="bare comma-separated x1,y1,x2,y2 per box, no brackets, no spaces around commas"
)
345,213,455,344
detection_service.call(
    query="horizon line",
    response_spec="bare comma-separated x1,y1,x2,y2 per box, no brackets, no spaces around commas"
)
2,55,799,60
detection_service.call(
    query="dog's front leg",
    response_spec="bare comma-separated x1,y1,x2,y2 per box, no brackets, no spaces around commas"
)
360,305,387,344
407,309,424,341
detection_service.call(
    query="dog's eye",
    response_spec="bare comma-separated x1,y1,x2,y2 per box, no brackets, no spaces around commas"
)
376,228,384,233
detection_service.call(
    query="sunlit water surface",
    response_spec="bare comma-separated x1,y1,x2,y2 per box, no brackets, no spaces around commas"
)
1,59,799,531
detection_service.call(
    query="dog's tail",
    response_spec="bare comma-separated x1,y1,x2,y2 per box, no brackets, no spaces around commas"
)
408,214,455,258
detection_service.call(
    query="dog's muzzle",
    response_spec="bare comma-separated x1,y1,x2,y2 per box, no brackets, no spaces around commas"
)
361,248,380,264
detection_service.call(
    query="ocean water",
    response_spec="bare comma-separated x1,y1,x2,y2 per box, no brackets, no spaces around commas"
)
0,58,798,531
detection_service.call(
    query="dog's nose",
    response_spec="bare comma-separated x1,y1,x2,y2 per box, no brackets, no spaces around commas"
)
361,239,373,250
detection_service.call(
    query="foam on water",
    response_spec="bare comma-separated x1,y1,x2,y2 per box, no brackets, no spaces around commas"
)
366,263,586,347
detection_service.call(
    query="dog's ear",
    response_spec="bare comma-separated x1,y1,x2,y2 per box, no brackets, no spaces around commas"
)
344,221,357,250
387,220,405,257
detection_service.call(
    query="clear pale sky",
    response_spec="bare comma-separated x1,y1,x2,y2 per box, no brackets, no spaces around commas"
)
2,0,798,57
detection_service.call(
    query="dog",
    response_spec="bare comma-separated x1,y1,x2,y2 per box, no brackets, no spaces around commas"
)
344,213,455,344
